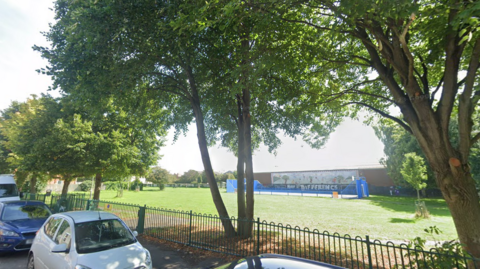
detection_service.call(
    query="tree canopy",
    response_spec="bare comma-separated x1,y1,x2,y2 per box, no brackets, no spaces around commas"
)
35,0,480,256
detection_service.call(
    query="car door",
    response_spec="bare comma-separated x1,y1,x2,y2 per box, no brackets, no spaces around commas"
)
43,217,74,269
35,216,63,269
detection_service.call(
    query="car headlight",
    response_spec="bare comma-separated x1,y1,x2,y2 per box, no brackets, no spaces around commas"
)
0,228,20,237
145,249,152,266
75,265,92,269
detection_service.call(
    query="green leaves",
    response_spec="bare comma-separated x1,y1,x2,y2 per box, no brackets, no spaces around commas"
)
400,152,428,191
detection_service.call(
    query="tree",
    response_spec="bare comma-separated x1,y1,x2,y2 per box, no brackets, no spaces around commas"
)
1,95,161,197
180,1,344,237
36,0,236,236
374,120,435,188
179,170,202,184
401,152,430,218
401,153,428,200
146,166,172,190
264,0,480,257
375,118,480,190
0,96,54,192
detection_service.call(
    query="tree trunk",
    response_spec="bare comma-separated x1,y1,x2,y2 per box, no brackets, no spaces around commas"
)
93,173,102,200
61,178,71,195
187,69,235,237
416,189,420,201
357,20,480,258
242,76,254,238
438,171,480,260
29,176,37,193
239,18,254,238
236,96,248,238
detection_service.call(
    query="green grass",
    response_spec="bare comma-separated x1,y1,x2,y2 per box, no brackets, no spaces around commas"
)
85,187,456,241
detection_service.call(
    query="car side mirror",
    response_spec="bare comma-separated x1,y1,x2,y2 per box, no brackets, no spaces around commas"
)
51,243,68,253
132,231,138,237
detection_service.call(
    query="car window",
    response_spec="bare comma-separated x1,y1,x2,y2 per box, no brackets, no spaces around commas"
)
54,220,72,248
75,219,136,254
0,184,19,197
1,204,51,221
44,216,63,240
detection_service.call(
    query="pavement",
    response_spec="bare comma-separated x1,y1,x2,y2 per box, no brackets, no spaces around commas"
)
138,236,231,269
0,236,232,269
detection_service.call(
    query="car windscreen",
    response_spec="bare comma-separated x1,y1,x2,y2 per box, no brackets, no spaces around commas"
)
0,184,19,198
1,204,52,221
75,219,136,254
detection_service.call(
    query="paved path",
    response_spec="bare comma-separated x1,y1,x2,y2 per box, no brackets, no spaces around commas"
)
0,236,229,269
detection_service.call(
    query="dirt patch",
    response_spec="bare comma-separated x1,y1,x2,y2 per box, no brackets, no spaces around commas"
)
138,235,239,269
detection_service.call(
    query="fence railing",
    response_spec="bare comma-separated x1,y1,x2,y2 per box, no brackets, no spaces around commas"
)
21,193,479,268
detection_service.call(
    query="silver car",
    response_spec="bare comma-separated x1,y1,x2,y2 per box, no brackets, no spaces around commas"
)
28,211,152,269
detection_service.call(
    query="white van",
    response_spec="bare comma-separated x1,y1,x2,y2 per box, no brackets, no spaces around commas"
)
0,174,20,201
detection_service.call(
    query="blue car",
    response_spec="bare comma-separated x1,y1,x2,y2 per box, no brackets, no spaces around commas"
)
0,200,52,252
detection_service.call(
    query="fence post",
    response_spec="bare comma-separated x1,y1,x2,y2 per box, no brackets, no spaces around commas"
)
188,210,193,246
256,218,260,255
365,235,373,269
136,204,146,234
86,200,91,211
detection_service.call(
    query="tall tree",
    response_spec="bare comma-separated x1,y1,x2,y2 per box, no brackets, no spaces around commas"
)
0,96,54,192
179,0,345,237
263,0,480,257
1,95,161,196
35,0,236,236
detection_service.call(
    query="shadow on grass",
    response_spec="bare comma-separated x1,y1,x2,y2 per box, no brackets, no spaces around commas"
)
365,196,452,217
390,218,416,223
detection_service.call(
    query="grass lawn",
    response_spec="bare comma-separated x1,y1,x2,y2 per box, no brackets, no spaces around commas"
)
85,187,456,241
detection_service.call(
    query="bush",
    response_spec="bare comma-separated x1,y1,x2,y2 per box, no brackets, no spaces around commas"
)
79,180,93,192
130,179,143,191
402,226,472,268
159,183,165,191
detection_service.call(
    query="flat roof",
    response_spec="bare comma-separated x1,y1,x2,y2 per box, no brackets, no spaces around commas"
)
255,165,386,174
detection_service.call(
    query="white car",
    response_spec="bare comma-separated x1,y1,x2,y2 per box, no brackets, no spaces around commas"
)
27,211,152,269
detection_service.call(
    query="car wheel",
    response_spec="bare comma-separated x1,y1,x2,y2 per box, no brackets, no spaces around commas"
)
27,253,35,269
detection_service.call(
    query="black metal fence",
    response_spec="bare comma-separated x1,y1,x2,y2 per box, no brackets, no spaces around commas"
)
21,193,479,268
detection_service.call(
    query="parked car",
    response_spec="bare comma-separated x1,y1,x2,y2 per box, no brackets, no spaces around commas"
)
28,211,152,269
213,254,346,269
0,200,52,253
0,174,20,202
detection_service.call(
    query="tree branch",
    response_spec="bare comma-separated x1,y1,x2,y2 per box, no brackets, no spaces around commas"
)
146,85,189,101
346,101,413,133
417,54,429,95
472,132,480,145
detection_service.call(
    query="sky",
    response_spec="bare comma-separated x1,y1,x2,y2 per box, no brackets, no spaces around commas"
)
0,0,386,175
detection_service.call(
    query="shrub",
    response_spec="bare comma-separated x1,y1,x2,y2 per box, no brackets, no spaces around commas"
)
159,183,165,191
79,180,93,192
401,226,472,268
130,179,143,191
